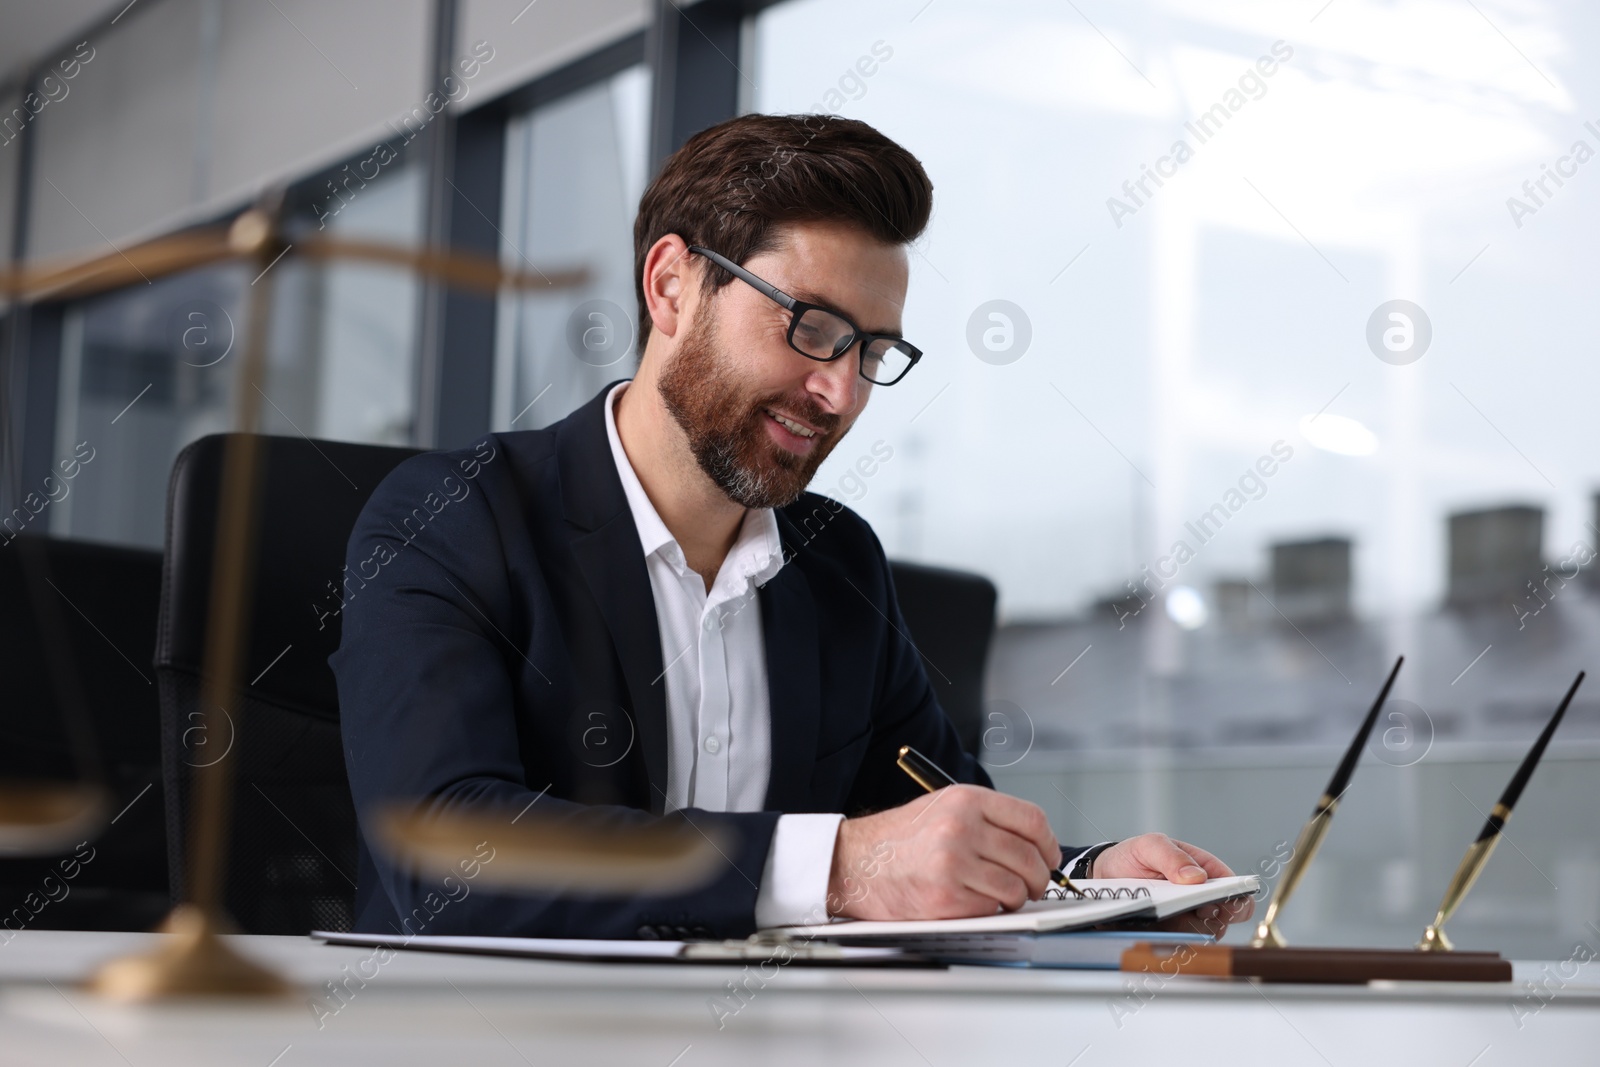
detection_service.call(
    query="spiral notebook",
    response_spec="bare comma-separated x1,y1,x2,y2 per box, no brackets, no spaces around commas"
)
770,875,1259,940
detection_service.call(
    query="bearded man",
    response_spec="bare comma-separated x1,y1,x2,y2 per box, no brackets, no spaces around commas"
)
333,114,1242,940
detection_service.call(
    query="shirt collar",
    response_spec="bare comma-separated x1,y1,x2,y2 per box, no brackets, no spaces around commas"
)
604,381,785,594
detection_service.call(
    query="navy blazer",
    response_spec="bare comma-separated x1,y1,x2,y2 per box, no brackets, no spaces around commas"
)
333,382,993,940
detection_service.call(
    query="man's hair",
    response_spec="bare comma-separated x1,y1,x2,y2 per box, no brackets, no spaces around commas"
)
632,114,934,349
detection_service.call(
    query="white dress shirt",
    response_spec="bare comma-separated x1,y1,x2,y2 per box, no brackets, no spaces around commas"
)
604,382,842,927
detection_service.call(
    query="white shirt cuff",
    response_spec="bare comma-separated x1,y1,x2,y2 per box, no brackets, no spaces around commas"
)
754,812,844,929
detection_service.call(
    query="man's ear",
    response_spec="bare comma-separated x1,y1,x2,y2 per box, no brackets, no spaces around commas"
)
642,234,695,340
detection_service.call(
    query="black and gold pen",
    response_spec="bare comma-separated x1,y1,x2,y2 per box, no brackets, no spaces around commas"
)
896,744,1084,898
1251,655,1404,947
1418,670,1584,951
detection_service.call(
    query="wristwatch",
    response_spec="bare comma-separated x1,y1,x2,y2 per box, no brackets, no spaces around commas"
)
1066,840,1118,880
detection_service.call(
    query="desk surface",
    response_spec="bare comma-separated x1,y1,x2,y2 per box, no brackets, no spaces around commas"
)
2,931,1597,1066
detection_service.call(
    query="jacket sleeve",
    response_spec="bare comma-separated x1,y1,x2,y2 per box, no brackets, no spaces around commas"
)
332,449,779,940
836,517,992,814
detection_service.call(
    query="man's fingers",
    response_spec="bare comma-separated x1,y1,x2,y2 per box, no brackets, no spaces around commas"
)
961,860,1034,912
1169,840,1235,878
973,792,1059,869
1166,893,1256,935
1218,894,1255,923
1135,834,1208,883
973,827,1052,896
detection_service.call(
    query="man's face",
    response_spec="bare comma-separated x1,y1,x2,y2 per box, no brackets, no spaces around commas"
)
658,219,910,509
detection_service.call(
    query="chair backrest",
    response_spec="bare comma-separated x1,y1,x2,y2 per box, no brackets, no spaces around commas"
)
0,536,170,930
157,434,417,934
887,560,999,758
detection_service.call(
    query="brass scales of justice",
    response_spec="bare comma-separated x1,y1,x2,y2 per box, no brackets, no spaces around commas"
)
0,197,730,999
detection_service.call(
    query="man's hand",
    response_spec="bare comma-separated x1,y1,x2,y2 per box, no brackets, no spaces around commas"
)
1090,832,1255,932
1090,833,1233,882
826,785,1059,920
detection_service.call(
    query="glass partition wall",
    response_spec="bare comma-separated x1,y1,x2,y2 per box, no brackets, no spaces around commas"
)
751,0,1600,957
47,159,423,549
494,65,651,432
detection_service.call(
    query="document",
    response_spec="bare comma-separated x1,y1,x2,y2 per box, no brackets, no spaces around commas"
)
312,930,917,965
770,875,1260,940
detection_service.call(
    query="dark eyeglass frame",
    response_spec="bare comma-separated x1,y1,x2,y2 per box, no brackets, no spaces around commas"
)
686,244,922,386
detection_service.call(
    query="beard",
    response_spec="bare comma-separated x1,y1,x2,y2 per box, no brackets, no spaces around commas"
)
657,309,845,509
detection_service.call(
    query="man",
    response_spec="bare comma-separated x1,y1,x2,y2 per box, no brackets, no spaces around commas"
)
334,114,1244,939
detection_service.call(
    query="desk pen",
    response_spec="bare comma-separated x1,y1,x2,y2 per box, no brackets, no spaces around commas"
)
1251,655,1404,948
895,744,1084,898
1418,670,1584,951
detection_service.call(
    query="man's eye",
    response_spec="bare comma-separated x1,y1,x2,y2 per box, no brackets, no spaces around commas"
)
793,323,826,349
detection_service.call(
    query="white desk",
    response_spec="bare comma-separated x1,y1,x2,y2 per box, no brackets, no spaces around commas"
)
2,931,1597,1066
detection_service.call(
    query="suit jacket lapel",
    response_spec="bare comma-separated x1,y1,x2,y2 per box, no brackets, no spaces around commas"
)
558,383,671,813
761,522,821,812
555,382,826,816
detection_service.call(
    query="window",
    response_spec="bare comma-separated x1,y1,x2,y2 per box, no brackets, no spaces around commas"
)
288,159,425,448
50,156,423,548
752,0,1598,956
495,65,651,431
51,265,247,548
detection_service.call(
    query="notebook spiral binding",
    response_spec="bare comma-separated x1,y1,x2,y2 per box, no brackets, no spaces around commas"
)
1044,885,1153,902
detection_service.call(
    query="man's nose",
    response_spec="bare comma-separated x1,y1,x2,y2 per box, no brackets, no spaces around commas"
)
808,348,863,417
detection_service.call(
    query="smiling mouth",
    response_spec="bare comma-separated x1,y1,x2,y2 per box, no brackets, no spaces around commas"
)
765,408,819,439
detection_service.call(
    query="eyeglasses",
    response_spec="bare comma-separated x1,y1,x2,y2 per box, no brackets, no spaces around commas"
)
687,245,922,386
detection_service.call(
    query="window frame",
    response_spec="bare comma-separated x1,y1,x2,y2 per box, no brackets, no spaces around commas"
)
4,0,775,530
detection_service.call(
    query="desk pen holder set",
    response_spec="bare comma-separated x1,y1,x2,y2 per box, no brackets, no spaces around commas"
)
1126,662,1582,985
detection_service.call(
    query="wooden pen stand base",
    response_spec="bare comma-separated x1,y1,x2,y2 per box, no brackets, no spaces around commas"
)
1122,942,1512,984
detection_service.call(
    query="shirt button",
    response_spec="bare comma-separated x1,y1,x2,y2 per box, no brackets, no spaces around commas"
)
703,736,721,755
703,615,716,631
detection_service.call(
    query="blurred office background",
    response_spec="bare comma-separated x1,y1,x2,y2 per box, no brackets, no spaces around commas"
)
3,0,1598,956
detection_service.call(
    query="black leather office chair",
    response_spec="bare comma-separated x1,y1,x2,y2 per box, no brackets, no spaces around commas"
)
0,536,170,930
158,434,418,934
887,560,998,758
